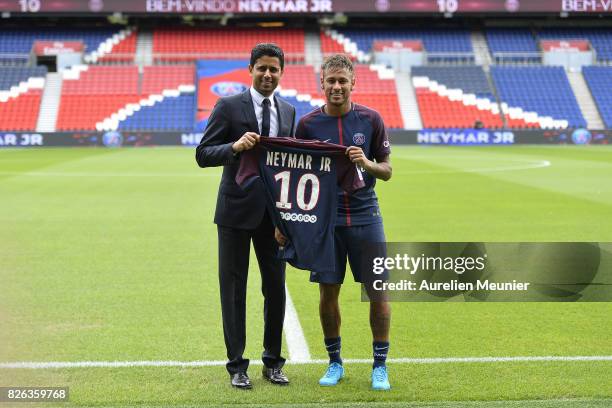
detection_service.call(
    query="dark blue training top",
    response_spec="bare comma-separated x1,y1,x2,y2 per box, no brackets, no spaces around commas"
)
296,103,391,226
236,136,364,273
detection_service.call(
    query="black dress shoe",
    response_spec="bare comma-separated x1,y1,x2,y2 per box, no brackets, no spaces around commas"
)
262,366,289,385
231,372,252,389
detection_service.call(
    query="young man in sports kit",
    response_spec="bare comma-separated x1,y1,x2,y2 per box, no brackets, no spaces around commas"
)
278,53,393,390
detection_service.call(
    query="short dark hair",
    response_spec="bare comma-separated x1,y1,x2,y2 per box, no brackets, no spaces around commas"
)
250,43,284,70
321,54,354,78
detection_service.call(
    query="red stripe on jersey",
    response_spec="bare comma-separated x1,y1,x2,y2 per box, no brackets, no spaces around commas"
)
343,191,351,226
338,116,351,226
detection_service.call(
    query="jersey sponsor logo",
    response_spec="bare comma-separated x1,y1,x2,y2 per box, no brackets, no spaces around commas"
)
210,82,248,97
280,212,318,223
353,132,366,145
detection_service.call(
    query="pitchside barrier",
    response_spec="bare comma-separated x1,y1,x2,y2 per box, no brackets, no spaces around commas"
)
0,129,611,148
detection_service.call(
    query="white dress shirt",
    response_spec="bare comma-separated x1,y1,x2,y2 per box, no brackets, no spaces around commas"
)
250,87,279,137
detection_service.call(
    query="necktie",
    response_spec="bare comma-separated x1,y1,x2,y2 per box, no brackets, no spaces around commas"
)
261,98,271,137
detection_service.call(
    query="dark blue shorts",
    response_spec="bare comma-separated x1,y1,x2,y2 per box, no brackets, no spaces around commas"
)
310,222,387,284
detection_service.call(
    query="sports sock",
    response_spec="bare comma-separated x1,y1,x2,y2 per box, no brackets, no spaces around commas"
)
373,341,389,368
324,337,342,365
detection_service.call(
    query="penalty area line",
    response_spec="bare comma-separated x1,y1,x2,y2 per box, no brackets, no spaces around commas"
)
2,356,611,369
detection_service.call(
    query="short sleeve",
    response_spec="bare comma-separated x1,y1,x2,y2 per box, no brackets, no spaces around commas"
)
295,118,309,140
371,111,391,162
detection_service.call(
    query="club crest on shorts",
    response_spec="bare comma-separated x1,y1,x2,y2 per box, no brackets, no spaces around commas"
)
353,133,365,145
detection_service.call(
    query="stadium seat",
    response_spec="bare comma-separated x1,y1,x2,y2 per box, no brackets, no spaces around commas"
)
0,66,47,131
327,28,474,62
56,65,196,131
153,28,305,63
538,27,612,63
583,66,612,128
0,26,136,64
412,66,504,129
491,66,586,129
485,28,540,63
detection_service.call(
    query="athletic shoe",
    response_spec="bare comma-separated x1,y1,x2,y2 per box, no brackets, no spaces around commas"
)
318,362,344,386
371,366,390,390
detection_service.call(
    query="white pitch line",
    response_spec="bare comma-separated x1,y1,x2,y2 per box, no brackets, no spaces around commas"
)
283,287,311,362
0,171,219,177
2,356,611,369
392,160,551,175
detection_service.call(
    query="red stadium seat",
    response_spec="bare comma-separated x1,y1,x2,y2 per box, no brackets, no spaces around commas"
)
153,28,305,62
0,90,43,132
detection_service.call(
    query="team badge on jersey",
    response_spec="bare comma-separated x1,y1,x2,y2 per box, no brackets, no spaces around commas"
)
353,133,365,145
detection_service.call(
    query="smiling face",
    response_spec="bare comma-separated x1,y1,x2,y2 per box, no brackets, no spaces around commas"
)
321,67,355,112
249,55,283,97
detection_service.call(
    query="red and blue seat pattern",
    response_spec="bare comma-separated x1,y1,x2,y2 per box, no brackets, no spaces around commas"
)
0,67,47,131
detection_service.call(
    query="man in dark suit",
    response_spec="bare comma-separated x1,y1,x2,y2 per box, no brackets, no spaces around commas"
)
195,43,296,389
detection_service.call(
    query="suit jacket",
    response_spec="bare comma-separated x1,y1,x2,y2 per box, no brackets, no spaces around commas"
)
195,90,296,229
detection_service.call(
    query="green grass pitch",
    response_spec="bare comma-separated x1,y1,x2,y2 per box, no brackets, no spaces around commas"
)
0,145,611,407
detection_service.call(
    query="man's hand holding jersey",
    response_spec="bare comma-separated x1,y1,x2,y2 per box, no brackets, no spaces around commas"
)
346,146,392,182
232,132,260,153
274,227,288,247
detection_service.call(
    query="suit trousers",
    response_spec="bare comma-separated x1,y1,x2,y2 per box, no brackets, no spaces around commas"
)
217,211,286,375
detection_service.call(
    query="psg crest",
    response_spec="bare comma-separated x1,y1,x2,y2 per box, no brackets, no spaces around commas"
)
352,133,366,145
210,82,248,97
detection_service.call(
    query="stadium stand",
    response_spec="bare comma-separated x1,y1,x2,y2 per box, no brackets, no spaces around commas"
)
491,66,586,129
1,22,611,132
116,65,196,131
117,93,196,131
0,26,136,65
411,66,504,128
326,28,474,63
56,65,140,131
320,30,357,60
485,27,540,63
142,65,195,94
539,27,612,63
152,27,305,62
56,64,195,131
583,66,612,129
280,65,321,97
0,66,47,131
351,65,403,128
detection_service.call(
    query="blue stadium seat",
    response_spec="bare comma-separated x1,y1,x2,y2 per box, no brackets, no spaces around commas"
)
411,66,495,99
118,94,197,132
491,66,586,128
335,28,473,62
583,66,612,128
0,66,47,90
0,26,122,64
485,28,540,63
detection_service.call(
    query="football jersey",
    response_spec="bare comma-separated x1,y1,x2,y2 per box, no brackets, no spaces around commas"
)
236,136,364,272
296,103,391,226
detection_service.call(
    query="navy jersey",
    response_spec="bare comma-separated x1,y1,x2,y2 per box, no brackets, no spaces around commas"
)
236,137,364,273
296,103,391,226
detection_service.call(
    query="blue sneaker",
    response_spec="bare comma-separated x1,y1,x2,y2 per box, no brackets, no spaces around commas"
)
371,366,390,390
319,362,344,386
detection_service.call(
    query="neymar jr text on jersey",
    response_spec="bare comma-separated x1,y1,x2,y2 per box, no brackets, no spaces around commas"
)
266,151,332,172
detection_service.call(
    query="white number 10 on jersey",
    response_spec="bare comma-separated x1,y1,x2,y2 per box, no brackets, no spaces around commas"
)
274,171,320,211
